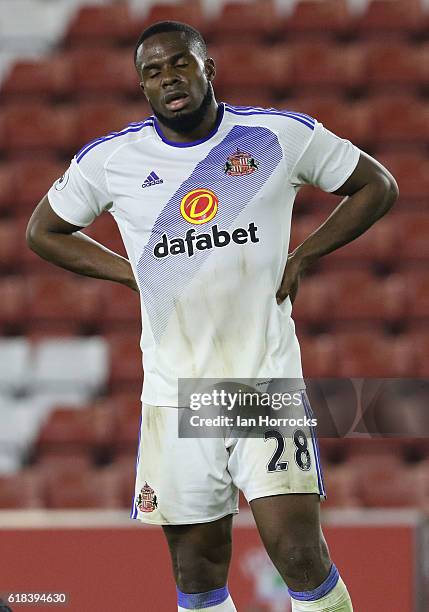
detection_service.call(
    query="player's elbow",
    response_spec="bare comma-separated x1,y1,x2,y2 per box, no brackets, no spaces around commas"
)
372,171,399,214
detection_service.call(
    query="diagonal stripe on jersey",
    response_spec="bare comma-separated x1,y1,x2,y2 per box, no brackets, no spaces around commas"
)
137,125,283,344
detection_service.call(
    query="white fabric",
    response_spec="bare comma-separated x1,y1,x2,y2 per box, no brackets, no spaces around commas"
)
291,577,353,611
48,104,360,406
131,391,324,525
178,594,237,612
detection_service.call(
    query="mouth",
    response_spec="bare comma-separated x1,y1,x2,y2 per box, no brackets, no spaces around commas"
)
164,91,190,111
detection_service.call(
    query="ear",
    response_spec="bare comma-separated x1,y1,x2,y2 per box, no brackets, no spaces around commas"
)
205,57,216,82
139,81,149,101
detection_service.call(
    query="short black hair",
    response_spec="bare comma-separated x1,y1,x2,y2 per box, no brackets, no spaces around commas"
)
134,21,208,72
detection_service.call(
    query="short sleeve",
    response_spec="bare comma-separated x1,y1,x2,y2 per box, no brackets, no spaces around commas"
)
289,121,361,193
47,157,112,227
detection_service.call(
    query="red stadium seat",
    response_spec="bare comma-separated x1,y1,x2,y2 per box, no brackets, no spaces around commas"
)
371,95,429,147
45,467,123,509
321,271,406,323
359,465,429,509
26,276,102,332
71,48,139,97
407,330,429,377
333,331,416,377
141,3,207,37
211,44,290,98
343,439,406,460
403,271,429,322
282,0,353,39
288,42,365,94
320,217,396,267
375,151,429,203
110,455,138,507
209,0,279,42
99,282,141,331
111,393,142,453
9,159,66,215
0,277,27,332
395,213,429,261
106,333,143,392
292,276,333,325
0,164,14,215
299,334,338,377
0,104,76,156
1,55,72,100
36,405,116,456
322,465,361,508
364,41,426,92
74,101,150,150
0,469,45,509
0,220,21,272
356,0,424,37
280,96,373,149
82,213,127,258
65,4,137,47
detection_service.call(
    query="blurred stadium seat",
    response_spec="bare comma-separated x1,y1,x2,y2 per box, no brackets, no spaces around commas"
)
45,467,123,509
365,41,427,92
70,48,139,97
26,276,103,333
282,0,353,39
356,0,424,37
65,3,137,47
299,334,338,377
333,331,417,377
371,95,429,147
0,470,45,508
141,3,207,37
105,333,143,392
288,41,365,94
1,55,71,100
0,104,75,157
208,0,279,42
0,277,27,333
0,338,31,395
31,337,108,395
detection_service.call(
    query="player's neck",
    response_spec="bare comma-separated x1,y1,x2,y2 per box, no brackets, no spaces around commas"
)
155,100,221,145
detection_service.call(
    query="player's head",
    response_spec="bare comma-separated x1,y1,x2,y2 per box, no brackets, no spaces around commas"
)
134,21,216,133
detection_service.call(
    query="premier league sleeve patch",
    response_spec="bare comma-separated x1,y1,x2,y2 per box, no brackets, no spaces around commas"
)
54,169,70,191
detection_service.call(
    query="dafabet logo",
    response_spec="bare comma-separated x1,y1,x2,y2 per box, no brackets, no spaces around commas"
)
153,188,259,259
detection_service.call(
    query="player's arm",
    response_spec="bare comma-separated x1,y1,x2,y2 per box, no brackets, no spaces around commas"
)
26,195,138,291
277,126,399,304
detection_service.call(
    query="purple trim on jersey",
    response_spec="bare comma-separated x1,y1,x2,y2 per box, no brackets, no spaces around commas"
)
152,103,225,148
76,120,154,163
224,105,315,130
289,563,339,602
302,391,326,497
226,104,316,125
137,124,283,345
130,413,143,519
177,586,229,609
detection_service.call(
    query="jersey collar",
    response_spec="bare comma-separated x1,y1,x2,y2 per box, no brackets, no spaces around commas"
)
152,103,225,148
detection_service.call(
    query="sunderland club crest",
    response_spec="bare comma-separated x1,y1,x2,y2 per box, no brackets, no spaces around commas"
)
223,149,259,176
137,482,158,513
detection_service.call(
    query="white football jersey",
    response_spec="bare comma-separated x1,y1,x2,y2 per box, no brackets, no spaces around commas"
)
48,103,361,406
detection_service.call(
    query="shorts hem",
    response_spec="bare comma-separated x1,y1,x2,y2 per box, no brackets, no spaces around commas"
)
131,507,240,526
245,488,325,504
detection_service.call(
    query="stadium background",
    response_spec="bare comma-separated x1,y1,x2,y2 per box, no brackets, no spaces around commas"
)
0,0,428,609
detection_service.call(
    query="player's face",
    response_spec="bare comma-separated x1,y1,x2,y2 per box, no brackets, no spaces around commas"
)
138,32,215,127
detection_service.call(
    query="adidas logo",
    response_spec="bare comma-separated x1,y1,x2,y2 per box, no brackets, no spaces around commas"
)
142,171,164,188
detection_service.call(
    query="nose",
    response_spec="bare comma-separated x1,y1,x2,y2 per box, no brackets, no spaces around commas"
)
161,65,180,88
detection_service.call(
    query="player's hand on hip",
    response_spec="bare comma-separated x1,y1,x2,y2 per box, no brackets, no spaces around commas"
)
276,252,307,305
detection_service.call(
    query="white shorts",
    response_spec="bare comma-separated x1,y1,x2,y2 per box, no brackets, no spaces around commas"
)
130,390,326,525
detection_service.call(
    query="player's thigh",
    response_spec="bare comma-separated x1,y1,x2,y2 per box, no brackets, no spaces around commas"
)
162,514,234,591
131,403,239,525
227,390,326,504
